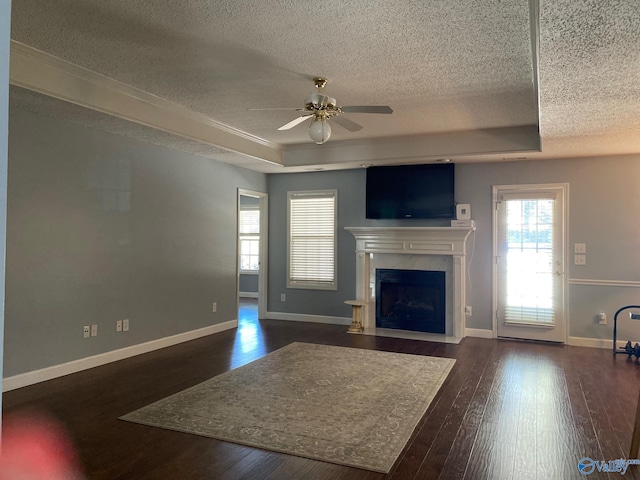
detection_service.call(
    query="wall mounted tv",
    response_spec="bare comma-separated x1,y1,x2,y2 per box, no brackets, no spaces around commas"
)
366,163,455,219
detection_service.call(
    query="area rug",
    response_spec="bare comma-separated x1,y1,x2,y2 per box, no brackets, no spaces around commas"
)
120,342,455,473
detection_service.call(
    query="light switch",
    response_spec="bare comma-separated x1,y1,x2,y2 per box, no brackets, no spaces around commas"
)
574,243,586,254
574,254,586,265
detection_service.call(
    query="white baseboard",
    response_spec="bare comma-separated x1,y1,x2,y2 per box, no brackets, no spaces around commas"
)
3,320,238,392
567,336,610,349
239,292,259,298
459,334,635,349
567,336,640,349
266,311,351,326
465,328,494,339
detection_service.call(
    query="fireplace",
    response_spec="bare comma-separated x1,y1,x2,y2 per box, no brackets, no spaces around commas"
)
376,269,446,333
345,226,474,341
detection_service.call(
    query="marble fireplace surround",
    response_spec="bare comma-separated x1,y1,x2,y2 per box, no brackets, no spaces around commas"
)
345,227,475,342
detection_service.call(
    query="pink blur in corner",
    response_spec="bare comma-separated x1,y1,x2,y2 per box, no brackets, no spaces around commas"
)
0,412,84,479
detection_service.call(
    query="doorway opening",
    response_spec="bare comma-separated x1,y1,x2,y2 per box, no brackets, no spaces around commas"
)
237,189,268,320
493,184,568,343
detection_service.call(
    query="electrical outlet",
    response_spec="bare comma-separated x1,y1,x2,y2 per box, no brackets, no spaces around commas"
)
281,293,286,302
123,319,129,331
465,306,472,316
212,302,217,313
83,325,90,338
574,254,586,265
91,324,98,337
598,312,607,325
574,243,586,254
116,320,123,332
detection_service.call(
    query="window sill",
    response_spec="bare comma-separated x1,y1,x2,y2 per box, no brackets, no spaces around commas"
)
287,282,338,291
503,320,555,329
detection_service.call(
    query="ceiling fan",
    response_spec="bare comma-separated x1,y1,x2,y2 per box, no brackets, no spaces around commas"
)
250,77,393,144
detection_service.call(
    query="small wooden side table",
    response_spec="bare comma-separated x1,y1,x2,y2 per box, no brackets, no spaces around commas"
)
345,300,366,333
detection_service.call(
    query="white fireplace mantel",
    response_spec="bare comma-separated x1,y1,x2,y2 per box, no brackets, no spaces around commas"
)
345,226,475,341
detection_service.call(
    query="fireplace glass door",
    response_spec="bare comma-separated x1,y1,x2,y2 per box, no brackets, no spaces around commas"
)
375,269,446,334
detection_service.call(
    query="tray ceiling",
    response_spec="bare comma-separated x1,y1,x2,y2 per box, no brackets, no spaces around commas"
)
8,0,640,172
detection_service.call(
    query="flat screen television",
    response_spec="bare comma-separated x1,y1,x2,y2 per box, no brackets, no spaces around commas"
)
366,163,455,219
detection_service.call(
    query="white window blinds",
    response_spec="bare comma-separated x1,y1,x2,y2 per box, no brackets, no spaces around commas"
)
239,208,260,235
503,194,556,325
288,190,337,290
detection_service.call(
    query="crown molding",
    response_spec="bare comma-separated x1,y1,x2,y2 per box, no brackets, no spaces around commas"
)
9,41,283,166
8,41,542,171
282,125,541,167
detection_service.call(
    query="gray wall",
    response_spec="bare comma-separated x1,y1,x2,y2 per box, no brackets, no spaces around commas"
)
268,171,358,318
268,156,640,342
267,170,450,319
5,108,266,377
240,195,260,207
459,156,640,343
239,274,259,294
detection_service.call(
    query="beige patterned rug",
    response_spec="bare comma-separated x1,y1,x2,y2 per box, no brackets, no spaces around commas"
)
120,342,455,473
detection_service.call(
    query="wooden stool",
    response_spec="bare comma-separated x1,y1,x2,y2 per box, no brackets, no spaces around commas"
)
345,300,366,333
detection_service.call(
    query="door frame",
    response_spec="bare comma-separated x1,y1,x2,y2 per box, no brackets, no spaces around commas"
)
238,188,268,319
491,183,569,342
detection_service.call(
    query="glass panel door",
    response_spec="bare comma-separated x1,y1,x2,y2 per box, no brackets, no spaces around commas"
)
495,186,566,342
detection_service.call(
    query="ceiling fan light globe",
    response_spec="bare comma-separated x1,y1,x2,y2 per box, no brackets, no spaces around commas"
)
309,117,331,144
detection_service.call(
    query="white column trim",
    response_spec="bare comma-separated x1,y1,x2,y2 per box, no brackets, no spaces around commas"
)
0,0,11,421
453,255,465,339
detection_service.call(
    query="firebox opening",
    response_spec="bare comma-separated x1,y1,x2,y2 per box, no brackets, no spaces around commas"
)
375,269,446,334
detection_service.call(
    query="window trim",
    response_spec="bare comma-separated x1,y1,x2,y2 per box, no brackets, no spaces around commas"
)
287,189,338,291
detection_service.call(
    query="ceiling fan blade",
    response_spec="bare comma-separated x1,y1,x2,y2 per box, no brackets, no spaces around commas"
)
247,107,304,111
332,116,363,132
277,115,313,130
341,106,393,114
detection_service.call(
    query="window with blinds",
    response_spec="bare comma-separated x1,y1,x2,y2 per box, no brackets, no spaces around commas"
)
503,196,555,325
239,207,260,272
287,190,337,290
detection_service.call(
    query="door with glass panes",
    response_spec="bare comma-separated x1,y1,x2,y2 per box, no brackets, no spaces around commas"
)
494,185,567,342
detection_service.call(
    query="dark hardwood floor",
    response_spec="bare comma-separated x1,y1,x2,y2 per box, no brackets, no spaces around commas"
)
4,300,640,479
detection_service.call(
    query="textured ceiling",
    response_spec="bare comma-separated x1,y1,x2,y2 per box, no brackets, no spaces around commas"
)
8,0,640,171
539,1,640,138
